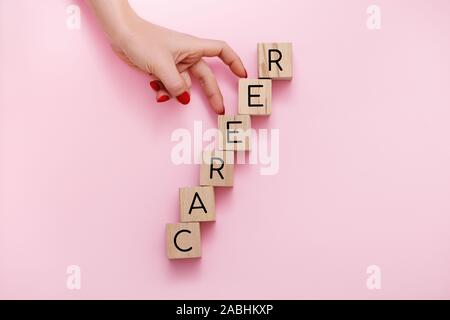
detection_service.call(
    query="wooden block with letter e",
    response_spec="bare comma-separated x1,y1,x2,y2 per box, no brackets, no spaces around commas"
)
166,222,201,259
258,42,293,80
179,186,215,222
238,79,272,116
218,115,251,151
200,150,234,187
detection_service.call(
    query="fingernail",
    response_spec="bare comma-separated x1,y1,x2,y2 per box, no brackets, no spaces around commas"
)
219,108,225,115
157,95,170,103
149,80,160,91
244,68,248,78
176,91,190,105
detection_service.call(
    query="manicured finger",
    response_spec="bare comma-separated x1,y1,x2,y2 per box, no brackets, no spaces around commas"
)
156,89,170,103
149,79,162,92
197,39,247,78
154,59,190,105
190,59,224,115
150,72,190,93
147,77,168,102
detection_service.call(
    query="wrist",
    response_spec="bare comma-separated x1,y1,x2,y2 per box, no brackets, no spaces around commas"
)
88,0,141,46
108,2,141,46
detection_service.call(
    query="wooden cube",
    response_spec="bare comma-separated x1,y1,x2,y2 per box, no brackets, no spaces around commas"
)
218,115,251,151
238,79,272,116
179,186,215,222
258,43,293,80
200,150,234,187
166,222,201,259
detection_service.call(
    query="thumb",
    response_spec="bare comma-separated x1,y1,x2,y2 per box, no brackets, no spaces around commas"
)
153,59,190,105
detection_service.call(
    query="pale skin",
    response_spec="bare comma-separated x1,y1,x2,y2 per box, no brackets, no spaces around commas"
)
87,0,247,114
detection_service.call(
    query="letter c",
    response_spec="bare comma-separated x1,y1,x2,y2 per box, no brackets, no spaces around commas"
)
174,229,192,252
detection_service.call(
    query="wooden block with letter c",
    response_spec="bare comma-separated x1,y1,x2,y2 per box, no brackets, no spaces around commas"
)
166,222,201,259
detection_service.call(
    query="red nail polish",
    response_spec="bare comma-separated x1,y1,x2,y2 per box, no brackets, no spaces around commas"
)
149,80,160,91
176,91,190,105
244,68,248,78
219,108,225,115
157,95,170,103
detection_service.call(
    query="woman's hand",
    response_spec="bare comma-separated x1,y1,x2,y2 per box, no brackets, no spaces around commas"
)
88,0,247,114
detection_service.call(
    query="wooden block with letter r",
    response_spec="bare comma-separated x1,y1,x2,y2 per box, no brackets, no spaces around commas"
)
179,186,215,222
200,150,234,187
258,42,293,80
238,79,272,116
166,222,201,259
218,115,251,151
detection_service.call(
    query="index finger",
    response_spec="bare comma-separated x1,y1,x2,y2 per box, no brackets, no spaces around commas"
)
197,39,247,78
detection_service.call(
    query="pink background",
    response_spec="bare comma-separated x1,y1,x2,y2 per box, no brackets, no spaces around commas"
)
1,0,450,299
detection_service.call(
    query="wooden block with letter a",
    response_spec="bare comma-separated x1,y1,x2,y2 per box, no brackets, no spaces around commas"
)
238,79,272,116
218,115,251,151
200,150,234,187
179,186,215,222
258,42,293,80
166,222,201,259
